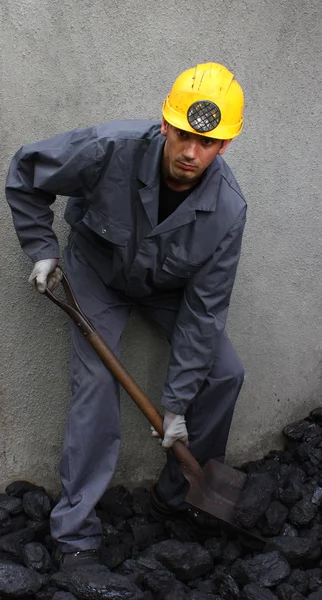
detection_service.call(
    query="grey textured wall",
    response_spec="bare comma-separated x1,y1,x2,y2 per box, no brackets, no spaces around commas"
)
1,0,322,493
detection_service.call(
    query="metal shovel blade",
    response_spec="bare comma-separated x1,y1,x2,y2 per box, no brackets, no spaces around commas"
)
183,458,265,543
185,458,247,523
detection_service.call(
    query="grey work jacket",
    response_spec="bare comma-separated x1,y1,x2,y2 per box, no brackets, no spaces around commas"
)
5,120,247,414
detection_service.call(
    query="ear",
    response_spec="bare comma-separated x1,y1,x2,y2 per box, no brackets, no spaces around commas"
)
218,139,232,155
161,117,168,137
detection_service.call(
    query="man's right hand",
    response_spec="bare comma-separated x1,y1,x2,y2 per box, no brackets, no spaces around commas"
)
28,258,62,293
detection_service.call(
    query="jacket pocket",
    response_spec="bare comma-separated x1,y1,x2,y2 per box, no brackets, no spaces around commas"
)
161,253,201,278
83,208,131,246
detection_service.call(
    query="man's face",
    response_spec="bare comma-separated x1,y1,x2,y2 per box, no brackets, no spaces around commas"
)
161,118,231,190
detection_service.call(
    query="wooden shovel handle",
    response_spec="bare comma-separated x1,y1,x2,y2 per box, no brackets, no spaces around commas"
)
44,271,202,477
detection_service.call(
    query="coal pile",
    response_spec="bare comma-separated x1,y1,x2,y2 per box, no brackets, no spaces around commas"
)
0,408,322,599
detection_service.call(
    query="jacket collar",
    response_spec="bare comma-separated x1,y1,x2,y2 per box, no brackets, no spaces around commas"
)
137,134,165,186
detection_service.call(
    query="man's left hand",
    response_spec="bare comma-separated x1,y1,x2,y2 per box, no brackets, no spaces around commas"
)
151,409,188,449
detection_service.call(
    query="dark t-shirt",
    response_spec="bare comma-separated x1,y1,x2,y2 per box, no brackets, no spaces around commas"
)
158,177,197,223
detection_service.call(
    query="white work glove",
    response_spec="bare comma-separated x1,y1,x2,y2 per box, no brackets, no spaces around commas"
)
151,409,189,450
28,258,62,293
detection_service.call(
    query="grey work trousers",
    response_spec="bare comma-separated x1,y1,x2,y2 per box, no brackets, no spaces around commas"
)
50,244,244,552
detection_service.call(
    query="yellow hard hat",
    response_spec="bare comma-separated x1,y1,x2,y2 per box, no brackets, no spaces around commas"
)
162,63,244,139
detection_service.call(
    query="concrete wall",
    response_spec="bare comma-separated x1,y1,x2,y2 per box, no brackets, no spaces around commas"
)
1,0,322,493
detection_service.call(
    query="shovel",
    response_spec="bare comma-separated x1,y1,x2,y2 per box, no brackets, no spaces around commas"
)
44,271,261,541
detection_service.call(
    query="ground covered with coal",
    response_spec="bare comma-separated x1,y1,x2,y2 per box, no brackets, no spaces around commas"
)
1,408,322,599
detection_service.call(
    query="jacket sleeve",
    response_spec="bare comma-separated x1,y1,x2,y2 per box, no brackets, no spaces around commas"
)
161,209,247,415
5,126,104,262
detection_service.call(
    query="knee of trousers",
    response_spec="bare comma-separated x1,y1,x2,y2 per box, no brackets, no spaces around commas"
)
233,361,245,388
210,356,245,391
71,361,120,394
70,358,121,425
71,329,120,390
208,335,246,393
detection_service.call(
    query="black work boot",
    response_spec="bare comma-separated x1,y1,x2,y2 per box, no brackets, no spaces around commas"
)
57,549,100,572
150,484,220,534
150,484,182,521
